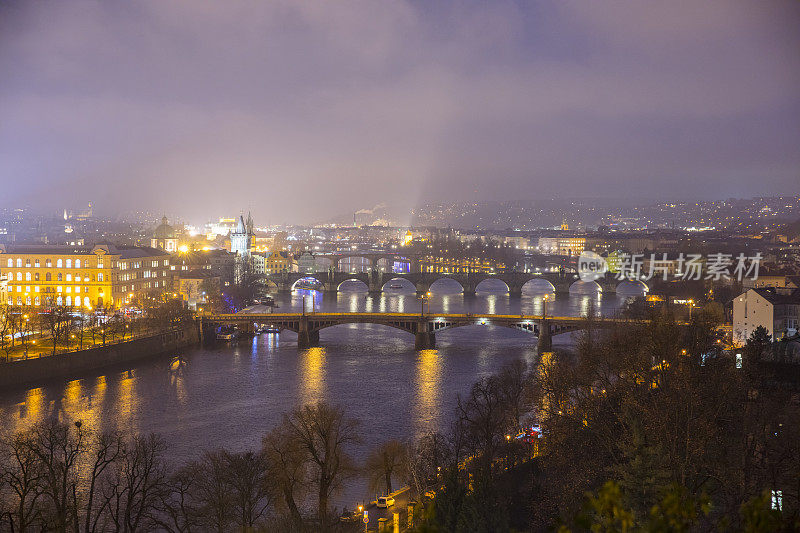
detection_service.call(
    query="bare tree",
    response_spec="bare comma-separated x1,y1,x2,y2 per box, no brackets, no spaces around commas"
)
262,424,309,531
0,429,46,531
364,440,405,495
82,432,124,533
27,420,86,531
284,401,360,531
222,450,273,530
101,433,168,533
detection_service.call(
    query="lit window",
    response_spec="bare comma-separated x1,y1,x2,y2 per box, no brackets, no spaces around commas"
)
75,259,81,268
6,259,11,267
16,272,21,281
66,274,72,281
25,272,30,281
57,259,63,268
16,258,21,267
35,259,40,267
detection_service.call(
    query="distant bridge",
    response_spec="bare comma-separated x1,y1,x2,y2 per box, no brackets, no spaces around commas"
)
262,270,648,296
199,311,643,351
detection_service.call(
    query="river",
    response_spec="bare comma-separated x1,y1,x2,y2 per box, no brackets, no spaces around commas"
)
0,279,644,508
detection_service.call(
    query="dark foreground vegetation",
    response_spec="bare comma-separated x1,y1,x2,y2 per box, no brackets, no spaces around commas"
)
1,305,798,532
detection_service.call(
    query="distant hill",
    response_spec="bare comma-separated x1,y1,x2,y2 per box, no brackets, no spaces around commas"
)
778,218,800,241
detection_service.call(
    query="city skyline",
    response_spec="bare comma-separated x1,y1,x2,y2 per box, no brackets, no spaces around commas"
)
2,1,799,224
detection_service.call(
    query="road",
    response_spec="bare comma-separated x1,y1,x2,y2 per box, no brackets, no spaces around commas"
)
362,487,412,530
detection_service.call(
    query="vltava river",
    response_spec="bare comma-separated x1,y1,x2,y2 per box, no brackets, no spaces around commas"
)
0,279,642,506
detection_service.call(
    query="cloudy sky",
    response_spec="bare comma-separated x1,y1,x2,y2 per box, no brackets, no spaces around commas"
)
1,1,799,223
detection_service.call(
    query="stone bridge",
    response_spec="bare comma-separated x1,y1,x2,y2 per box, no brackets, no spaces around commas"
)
200,311,636,352
262,270,639,296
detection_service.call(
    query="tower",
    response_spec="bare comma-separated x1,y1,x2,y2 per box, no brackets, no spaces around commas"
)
231,213,255,285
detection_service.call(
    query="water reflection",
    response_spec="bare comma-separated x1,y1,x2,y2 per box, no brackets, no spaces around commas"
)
413,349,441,438
300,347,326,404
116,370,140,435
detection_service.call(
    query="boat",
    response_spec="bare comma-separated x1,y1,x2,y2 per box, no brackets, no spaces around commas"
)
388,283,405,289
255,324,281,334
216,325,239,341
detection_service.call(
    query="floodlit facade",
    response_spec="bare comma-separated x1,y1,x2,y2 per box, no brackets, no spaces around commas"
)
733,288,800,345
0,243,171,310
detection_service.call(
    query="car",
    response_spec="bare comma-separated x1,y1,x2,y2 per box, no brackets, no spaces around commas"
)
376,496,395,508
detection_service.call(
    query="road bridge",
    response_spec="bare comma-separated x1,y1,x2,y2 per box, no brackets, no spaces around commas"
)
200,311,642,352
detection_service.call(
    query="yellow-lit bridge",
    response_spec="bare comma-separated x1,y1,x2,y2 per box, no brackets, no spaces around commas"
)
199,311,638,351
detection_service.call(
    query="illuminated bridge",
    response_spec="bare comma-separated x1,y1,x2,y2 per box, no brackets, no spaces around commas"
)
199,311,642,352
262,271,647,296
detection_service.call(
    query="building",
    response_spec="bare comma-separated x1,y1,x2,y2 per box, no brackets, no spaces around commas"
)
297,251,319,274
177,270,219,311
743,274,800,291
537,235,586,256
0,243,171,310
265,251,296,274
733,288,800,345
151,216,178,253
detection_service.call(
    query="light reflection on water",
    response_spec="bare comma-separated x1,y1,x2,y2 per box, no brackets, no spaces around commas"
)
0,281,640,505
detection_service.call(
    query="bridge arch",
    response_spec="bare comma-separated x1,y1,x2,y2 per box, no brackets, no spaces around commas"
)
569,280,603,294
521,278,557,294
428,277,464,294
382,277,416,292
616,279,649,296
262,279,279,293
337,278,369,292
290,276,324,291
475,277,510,294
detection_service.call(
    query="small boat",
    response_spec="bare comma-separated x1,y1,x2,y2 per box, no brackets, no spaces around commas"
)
388,283,405,289
216,325,239,341
255,324,281,334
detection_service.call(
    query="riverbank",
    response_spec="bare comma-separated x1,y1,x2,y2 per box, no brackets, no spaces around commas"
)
0,323,199,391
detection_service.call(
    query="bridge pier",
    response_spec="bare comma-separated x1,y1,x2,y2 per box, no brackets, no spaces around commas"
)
415,331,435,350
537,319,552,355
297,317,320,348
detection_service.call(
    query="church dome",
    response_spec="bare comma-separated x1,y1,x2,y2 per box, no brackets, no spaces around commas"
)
153,216,176,239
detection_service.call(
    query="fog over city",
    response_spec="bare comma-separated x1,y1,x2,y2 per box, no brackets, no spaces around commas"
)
1,1,799,223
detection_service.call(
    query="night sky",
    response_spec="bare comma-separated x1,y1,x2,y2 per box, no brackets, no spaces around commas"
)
1,1,799,223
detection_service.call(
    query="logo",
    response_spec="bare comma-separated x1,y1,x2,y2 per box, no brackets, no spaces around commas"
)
578,251,608,282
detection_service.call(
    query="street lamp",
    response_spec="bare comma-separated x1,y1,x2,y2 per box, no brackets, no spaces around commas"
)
542,294,549,319
418,291,431,317
688,299,694,320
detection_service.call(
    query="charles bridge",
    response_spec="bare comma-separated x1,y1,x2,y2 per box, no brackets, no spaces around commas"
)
262,269,640,296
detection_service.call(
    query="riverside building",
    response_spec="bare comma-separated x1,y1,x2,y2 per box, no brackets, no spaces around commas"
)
0,243,171,309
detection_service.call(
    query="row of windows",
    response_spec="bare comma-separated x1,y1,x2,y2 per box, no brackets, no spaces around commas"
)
5,258,104,269
118,270,168,281
7,295,95,307
118,280,161,292
118,259,169,270
7,285,91,294
6,271,104,282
